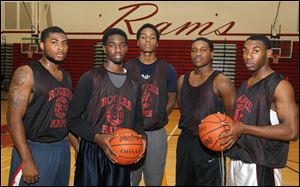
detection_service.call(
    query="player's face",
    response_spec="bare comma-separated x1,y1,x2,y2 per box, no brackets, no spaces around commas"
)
190,40,214,68
40,32,68,64
243,40,272,72
104,35,127,65
137,28,158,53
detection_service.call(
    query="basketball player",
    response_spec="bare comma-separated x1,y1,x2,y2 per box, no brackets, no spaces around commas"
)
220,35,299,186
176,37,236,186
125,23,177,186
67,28,146,186
7,26,78,185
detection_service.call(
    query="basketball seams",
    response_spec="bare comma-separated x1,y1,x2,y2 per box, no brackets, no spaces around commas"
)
199,124,230,138
199,113,232,151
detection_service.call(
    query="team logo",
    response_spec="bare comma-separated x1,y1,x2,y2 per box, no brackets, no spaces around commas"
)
54,96,69,119
106,104,124,126
142,91,153,109
234,95,253,121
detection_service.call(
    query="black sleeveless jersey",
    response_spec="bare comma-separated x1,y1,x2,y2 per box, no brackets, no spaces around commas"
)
82,66,143,135
23,61,72,143
225,72,289,168
178,71,225,135
126,59,168,131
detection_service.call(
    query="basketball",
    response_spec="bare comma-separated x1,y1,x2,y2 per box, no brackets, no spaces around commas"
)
199,113,232,151
109,128,144,165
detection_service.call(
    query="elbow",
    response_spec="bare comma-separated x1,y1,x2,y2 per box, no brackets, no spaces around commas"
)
289,132,299,141
287,127,298,141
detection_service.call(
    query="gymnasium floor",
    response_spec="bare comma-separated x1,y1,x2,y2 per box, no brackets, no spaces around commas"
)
1,91,299,186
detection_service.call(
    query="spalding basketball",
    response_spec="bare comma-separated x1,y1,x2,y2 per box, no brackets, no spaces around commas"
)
199,113,232,151
109,128,144,165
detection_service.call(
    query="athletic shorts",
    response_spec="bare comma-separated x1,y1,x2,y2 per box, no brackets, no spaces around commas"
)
74,139,130,186
9,138,70,186
228,160,282,186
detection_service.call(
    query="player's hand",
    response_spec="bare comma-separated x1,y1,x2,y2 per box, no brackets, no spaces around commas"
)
94,133,118,163
21,158,40,184
135,135,147,163
218,121,244,150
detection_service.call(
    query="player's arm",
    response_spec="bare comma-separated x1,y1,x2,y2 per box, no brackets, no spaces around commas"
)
166,92,176,115
214,74,236,118
67,72,117,162
176,74,185,111
239,80,298,141
67,132,79,153
166,64,177,115
7,66,40,184
221,80,299,150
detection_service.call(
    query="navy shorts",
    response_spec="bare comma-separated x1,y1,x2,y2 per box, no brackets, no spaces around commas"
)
74,139,130,186
8,138,70,186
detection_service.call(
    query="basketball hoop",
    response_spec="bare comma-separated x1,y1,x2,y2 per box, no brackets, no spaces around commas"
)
272,54,280,64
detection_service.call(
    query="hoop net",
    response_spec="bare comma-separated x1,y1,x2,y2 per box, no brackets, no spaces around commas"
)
272,54,280,64
27,51,34,58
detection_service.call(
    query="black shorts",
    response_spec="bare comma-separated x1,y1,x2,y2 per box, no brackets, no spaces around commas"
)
176,132,226,186
74,139,130,186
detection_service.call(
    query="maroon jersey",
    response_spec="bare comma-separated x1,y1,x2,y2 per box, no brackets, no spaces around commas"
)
23,61,72,143
178,71,225,135
225,72,289,168
82,66,143,135
126,60,168,131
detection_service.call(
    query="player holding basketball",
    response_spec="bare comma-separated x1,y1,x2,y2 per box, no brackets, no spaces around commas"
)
125,23,177,186
67,28,146,186
7,26,78,185
176,37,236,186
220,35,299,186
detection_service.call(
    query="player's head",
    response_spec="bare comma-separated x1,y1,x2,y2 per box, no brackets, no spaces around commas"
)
190,37,214,68
243,35,272,71
102,28,128,65
136,23,159,54
41,26,67,42
245,35,271,50
102,28,128,46
40,26,68,65
136,23,160,41
191,37,214,51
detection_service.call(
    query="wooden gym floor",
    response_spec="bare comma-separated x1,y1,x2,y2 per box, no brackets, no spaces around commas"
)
1,91,299,186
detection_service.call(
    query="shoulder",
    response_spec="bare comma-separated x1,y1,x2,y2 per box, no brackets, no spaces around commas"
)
12,65,33,82
274,79,295,100
177,74,186,87
214,72,232,84
213,72,235,93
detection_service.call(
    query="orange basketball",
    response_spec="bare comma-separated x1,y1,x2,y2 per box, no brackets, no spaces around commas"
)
199,113,232,151
109,128,144,165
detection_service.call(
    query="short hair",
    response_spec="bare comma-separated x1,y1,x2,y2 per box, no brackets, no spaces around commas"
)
102,28,128,45
245,35,271,49
136,23,160,41
41,26,66,42
191,37,214,51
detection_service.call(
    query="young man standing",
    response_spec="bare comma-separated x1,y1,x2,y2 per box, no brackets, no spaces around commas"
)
176,37,236,186
221,35,299,186
126,23,177,186
67,28,146,186
7,26,76,186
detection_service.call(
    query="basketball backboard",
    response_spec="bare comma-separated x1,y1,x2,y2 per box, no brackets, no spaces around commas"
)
21,37,42,54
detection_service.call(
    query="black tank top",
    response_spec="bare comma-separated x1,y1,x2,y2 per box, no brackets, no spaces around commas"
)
83,66,143,135
126,59,168,131
225,72,289,168
23,61,72,143
178,71,224,135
